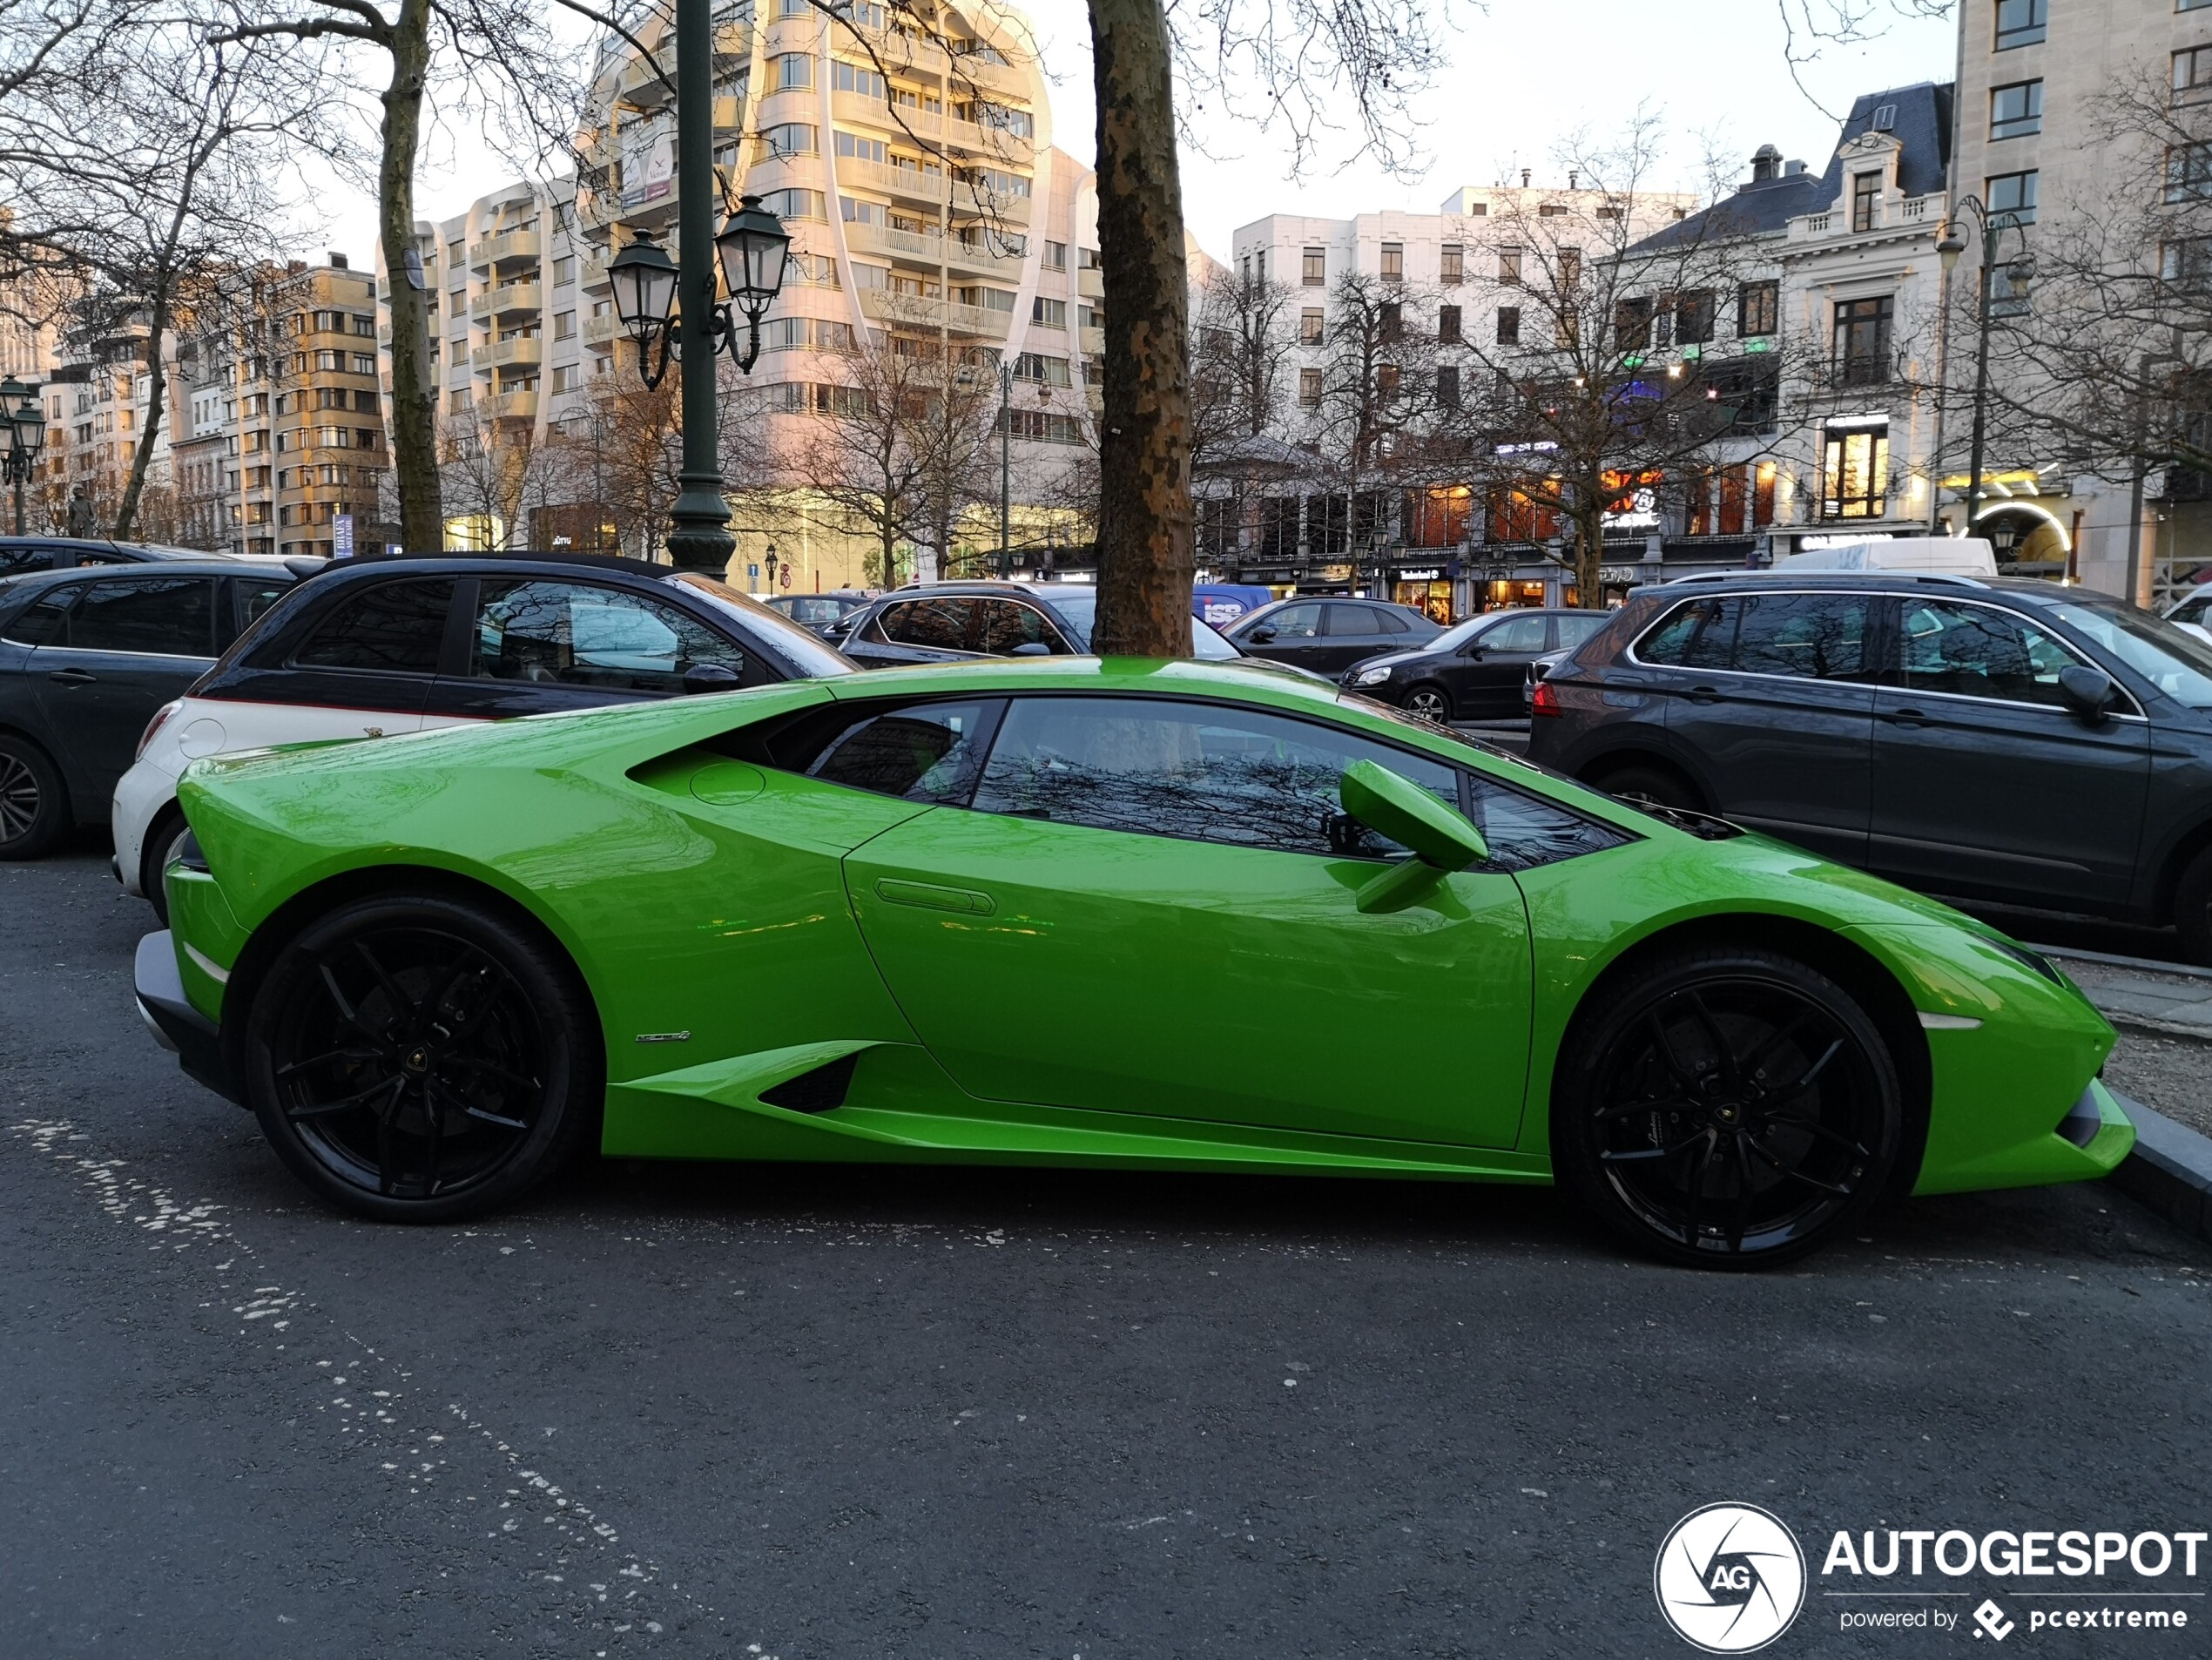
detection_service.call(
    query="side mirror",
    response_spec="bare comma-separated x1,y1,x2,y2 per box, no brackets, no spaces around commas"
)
1008,640,1053,657
1459,641,1486,658
1339,759,1490,914
682,662,743,695
2057,664,2117,723
1246,624,1278,644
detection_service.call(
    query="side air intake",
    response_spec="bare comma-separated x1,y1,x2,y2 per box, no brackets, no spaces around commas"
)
759,1052,860,1113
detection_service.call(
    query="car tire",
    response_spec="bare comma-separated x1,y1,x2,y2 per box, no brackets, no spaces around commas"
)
242,891,603,1224
1592,761,1702,813
1552,946,1901,1270
2175,846,2212,967
0,733,70,860
139,806,191,927
1403,683,1453,723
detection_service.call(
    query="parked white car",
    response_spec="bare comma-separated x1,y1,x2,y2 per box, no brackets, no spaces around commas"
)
2165,584,2212,646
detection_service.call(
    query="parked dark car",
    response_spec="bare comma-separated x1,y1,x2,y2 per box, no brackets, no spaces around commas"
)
828,581,1251,668
1217,596,1443,675
767,590,873,635
1527,570,2212,961
0,560,301,856
0,536,269,576
1341,607,1612,721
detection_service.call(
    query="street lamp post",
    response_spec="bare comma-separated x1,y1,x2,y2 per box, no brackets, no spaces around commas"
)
0,375,45,536
1936,198,2036,542
997,360,1012,580
607,15,793,576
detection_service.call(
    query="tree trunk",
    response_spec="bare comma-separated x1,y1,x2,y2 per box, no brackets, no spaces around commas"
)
1086,0,1191,657
111,282,172,540
381,0,440,552
1573,493,1605,609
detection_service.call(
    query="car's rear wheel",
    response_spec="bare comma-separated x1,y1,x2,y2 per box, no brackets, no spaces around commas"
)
1592,761,1702,813
0,734,69,859
139,806,191,927
1553,948,1900,1269
243,892,602,1223
2175,846,2212,967
1403,683,1453,723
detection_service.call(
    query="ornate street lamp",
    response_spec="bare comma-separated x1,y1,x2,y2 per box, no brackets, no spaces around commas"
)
1937,198,2036,543
0,374,45,536
712,195,792,374
608,230,681,388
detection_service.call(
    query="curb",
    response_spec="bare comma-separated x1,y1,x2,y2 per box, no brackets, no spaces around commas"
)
2105,1089,2212,1246
2027,942,2212,982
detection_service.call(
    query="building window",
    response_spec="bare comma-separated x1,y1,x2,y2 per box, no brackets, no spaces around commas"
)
552,255,576,287
1302,246,1325,285
1994,0,2047,49
1031,295,1066,327
2168,143,2212,202
1436,365,1460,409
1438,304,1461,343
2162,235,2212,287
759,187,826,221
1991,79,2043,138
1299,307,1325,344
1379,242,1404,281
1851,171,1881,232
1676,289,1716,346
1986,169,2039,225
554,310,576,339
1043,240,1068,270
551,364,579,394
760,122,817,156
1298,368,1322,407
1378,300,1401,341
1538,203,1567,218
1495,305,1521,345
772,52,813,90
1821,425,1890,518
1832,294,1893,386
1498,247,1522,286
1737,280,1778,337
1012,352,1071,386
1440,243,1463,284
2178,44,2212,99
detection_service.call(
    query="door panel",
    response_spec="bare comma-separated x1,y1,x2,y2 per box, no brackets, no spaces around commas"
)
30,576,217,804
1233,603,1331,669
1447,612,1550,718
1868,598,2149,906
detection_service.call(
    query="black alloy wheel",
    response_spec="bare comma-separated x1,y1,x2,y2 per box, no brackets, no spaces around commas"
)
0,734,67,858
1554,948,1900,1268
1403,684,1453,723
244,893,601,1222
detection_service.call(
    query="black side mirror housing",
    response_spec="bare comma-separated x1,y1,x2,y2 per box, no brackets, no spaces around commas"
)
1008,640,1053,657
683,662,743,695
2056,664,2118,723
1246,625,1278,644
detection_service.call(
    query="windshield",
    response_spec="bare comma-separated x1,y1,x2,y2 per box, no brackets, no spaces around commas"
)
2169,590,2212,625
668,573,855,678
2051,602,2212,711
1025,586,1239,659
1430,616,1497,652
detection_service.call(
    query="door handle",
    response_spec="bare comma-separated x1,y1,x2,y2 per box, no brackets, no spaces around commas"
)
1885,706,1928,726
1685,685,1722,705
874,878,995,916
46,667,96,685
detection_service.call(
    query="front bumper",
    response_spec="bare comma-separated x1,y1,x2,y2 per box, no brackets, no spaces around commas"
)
134,930,240,1104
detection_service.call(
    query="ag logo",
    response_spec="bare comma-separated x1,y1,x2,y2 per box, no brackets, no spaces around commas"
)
1654,1502,1807,1653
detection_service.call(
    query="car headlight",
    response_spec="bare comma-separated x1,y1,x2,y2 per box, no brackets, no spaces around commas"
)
1351,665,1393,687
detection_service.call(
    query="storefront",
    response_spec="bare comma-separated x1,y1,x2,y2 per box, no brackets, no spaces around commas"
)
1388,565,1455,624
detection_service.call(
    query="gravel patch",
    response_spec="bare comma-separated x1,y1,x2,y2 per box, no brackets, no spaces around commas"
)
2101,1028,2212,1141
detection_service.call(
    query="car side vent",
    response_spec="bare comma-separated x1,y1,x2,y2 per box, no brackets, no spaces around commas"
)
760,1052,860,1114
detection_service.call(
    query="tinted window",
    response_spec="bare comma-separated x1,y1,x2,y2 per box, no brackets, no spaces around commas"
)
1637,593,1866,681
779,595,859,625
0,545,57,576
1481,614,1549,653
1555,613,1610,647
1339,605,1408,635
472,580,745,692
970,695,1460,859
1251,603,1323,639
294,578,455,674
877,597,972,651
2,586,73,646
1898,600,2080,708
974,598,1069,654
225,577,296,651
809,699,996,802
1469,774,1633,871
69,577,214,656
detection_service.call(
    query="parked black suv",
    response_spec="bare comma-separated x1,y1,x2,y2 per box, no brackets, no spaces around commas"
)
1527,571,2212,959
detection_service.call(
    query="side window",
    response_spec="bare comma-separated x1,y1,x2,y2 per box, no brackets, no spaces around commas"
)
1556,613,1610,648
1355,606,1410,635
224,577,296,651
806,698,998,803
294,578,456,674
1897,600,2076,707
2,585,76,646
1635,597,1734,669
471,580,744,692
0,545,55,576
68,577,215,656
1730,593,1869,681
1482,614,1549,653
1257,604,1323,639
876,597,973,651
973,598,1069,655
968,695,1460,859
1467,774,1633,872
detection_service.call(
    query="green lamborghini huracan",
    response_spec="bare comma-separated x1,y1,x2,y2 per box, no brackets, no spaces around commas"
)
135,656,2133,1266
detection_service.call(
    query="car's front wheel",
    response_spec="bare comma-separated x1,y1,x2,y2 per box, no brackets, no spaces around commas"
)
1403,683,1453,723
0,734,69,859
242,891,602,1223
1553,948,1900,1269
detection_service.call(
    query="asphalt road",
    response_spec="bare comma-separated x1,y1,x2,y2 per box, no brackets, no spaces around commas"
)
4,848,2210,1659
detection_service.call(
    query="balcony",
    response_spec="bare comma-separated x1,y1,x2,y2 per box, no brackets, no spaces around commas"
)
1080,325,1104,355
838,156,949,209
476,335,543,371
469,229,541,268
617,54,672,109
828,92,1033,165
583,312,619,348
582,249,611,291
1077,267,1103,300
472,283,543,321
712,92,745,133
482,388,538,422
954,180,1031,227
842,219,1026,280
858,287,1012,340
949,52,1030,98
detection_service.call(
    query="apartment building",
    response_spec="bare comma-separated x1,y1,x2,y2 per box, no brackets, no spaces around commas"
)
1950,0,2212,596
45,327,171,540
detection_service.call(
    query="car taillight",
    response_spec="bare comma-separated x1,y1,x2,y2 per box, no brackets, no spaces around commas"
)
1531,680,1562,718
136,700,182,761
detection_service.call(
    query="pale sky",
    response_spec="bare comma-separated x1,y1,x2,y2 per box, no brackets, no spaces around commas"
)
312,0,1959,265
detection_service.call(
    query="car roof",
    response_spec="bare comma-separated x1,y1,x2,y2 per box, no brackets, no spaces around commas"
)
304,550,681,584
1642,570,2089,608
0,557,281,588
815,651,1358,712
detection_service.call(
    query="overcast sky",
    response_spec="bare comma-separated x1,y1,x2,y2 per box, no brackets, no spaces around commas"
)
334,0,1958,264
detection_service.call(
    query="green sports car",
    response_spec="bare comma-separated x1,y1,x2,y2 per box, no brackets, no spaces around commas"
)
134,656,2134,1266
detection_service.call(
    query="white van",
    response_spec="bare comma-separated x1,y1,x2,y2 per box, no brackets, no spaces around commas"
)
1770,536,2000,577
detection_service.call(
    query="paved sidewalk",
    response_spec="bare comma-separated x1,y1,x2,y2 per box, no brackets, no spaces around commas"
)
2040,948,2212,1041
